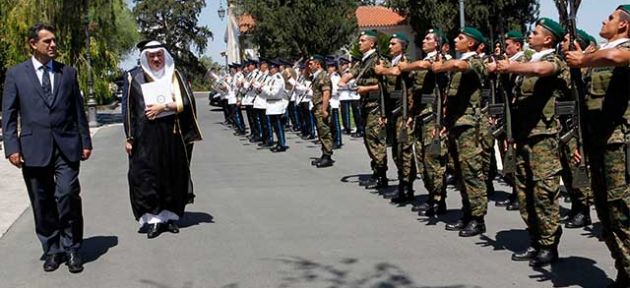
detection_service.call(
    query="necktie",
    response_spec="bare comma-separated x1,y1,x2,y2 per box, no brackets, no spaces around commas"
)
40,66,53,105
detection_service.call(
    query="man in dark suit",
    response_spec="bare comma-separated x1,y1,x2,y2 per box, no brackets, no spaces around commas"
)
2,23,92,273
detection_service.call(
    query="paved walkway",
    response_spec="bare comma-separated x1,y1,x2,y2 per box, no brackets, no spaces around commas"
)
0,96,617,287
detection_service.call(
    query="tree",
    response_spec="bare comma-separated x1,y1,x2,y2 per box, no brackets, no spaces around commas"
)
1,0,139,104
240,0,360,59
383,0,539,52
133,0,213,87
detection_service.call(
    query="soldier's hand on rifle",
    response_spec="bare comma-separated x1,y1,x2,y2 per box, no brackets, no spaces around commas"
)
406,117,413,128
322,109,329,119
356,86,369,95
565,43,585,68
572,148,583,165
375,60,386,74
496,59,511,73
486,61,498,73
378,116,387,127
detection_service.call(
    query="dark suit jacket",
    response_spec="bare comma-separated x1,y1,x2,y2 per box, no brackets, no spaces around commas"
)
2,59,92,167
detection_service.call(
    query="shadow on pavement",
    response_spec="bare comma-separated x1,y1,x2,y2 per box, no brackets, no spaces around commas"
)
139,279,194,288
82,235,118,264
530,256,612,287
340,174,374,184
179,211,214,228
475,229,529,253
581,221,604,242
269,256,481,288
96,112,123,125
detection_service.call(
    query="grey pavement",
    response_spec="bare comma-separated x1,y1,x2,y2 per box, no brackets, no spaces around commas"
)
0,94,617,288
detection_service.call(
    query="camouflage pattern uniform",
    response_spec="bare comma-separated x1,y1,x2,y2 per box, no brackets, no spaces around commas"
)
383,55,416,186
349,51,388,183
412,52,448,206
512,51,568,249
445,53,488,221
583,40,630,280
311,70,333,156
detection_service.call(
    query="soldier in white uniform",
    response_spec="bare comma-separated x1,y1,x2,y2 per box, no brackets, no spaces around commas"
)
264,60,290,152
229,63,246,135
294,63,315,140
327,58,343,149
241,60,261,142
252,60,273,147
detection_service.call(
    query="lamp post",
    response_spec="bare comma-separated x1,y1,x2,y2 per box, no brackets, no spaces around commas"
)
218,1,226,21
84,0,99,127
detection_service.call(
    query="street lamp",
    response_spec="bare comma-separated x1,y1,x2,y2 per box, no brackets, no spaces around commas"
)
84,0,99,127
218,1,226,21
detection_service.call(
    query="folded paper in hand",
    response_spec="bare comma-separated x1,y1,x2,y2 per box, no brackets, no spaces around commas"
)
141,79,175,118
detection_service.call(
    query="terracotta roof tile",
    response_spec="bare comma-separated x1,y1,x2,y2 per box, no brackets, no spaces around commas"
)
356,6,406,28
238,14,255,33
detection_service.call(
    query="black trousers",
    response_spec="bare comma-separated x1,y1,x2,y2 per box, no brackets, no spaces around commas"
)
22,146,83,256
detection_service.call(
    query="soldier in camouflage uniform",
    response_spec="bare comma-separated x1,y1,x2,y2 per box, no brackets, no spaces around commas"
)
432,27,488,237
374,33,416,204
340,30,389,189
497,18,568,267
489,30,526,211
558,29,596,229
309,55,334,168
394,28,450,216
565,5,630,286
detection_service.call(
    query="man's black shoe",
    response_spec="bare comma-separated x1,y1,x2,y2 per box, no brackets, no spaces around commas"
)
166,220,180,234
311,156,323,166
445,219,467,231
66,252,84,273
43,253,66,272
529,247,558,267
420,201,447,217
495,199,511,207
366,177,388,190
445,174,457,186
459,219,486,237
412,202,431,212
147,223,164,239
506,201,520,211
565,212,591,229
271,145,288,153
512,246,537,261
316,155,334,168
351,132,364,138
233,130,246,136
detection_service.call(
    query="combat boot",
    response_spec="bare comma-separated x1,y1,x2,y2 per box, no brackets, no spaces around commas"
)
422,199,447,217
459,217,486,237
412,201,430,212
565,206,591,229
529,246,558,267
366,169,388,190
445,218,468,231
391,181,412,204
311,155,324,166
316,155,334,168
512,242,538,261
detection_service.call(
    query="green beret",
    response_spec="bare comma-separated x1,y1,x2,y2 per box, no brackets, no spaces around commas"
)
618,5,630,15
391,33,410,44
536,17,565,41
504,30,524,42
460,27,484,43
576,29,592,43
360,29,378,38
427,28,448,45
309,54,325,64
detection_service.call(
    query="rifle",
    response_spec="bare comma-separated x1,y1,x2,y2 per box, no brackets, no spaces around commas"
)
494,33,516,175
397,71,409,144
565,0,590,189
428,42,445,157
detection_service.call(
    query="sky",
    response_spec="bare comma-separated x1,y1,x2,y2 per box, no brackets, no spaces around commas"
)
122,0,620,70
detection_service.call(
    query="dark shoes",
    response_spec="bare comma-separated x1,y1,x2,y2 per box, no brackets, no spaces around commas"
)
316,155,334,168
359,175,377,187
459,219,486,237
270,145,289,152
66,252,84,273
445,219,467,231
43,253,66,272
506,201,520,211
43,252,83,273
418,201,447,217
565,211,591,229
512,246,538,261
166,220,180,233
529,247,559,267
147,223,164,239
495,199,511,207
